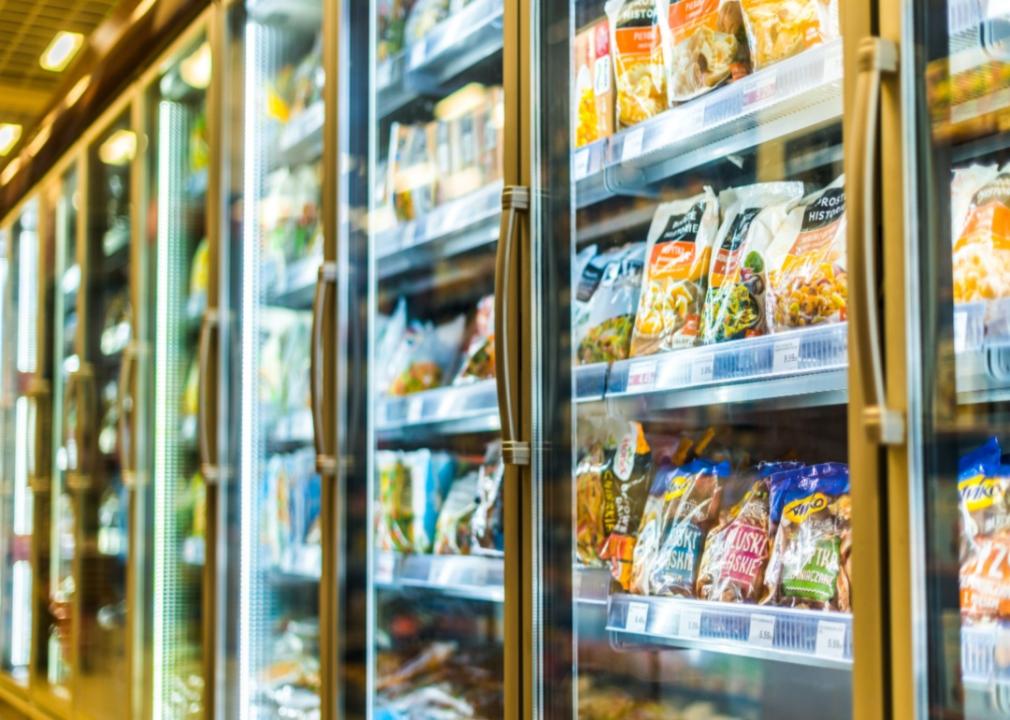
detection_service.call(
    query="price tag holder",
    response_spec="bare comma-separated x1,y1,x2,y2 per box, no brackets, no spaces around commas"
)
626,360,657,393
690,355,714,385
680,608,703,639
953,308,969,354
815,620,848,660
409,41,426,69
773,338,801,374
625,602,649,633
375,553,395,584
407,397,424,423
574,149,591,180
748,614,776,647
622,127,645,162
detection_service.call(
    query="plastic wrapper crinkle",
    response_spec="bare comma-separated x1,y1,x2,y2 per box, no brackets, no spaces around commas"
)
433,471,478,556
598,420,652,588
951,164,1010,304
471,443,505,555
658,0,749,103
606,0,666,128
575,243,646,364
739,0,839,70
377,450,455,554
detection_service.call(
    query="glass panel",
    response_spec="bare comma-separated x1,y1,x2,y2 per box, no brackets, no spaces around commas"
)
341,0,508,715
536,2,852,718
228,1,324,716
909,0,1010,716
80,113,135,720
0,200,38,687
138,32,211,720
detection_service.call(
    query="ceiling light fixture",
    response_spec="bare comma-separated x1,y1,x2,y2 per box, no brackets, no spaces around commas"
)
40,31,85,72
0,125,22,156
98,129,136,166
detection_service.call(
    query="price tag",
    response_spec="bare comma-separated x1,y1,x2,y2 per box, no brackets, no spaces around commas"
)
429,559,454,585
953,308,969,354
815,620,847,659
375,553,395,584
748,614,776,647
773,338,801,374
626,360,657,393
625,602,649,633
690,355,714,385
574,149,591,180
622,127,645,162
407,397,424,423
376,61,393,88
680,608,703,639
409,41,426,69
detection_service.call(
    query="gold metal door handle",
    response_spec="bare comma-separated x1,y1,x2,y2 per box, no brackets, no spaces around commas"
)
495,185,530,466
852,37,904,446
310,261,338,476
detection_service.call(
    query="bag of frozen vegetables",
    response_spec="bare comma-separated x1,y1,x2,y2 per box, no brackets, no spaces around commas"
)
575,243,646,365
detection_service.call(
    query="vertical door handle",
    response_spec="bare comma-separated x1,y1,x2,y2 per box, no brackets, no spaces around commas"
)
851,37,904,445
494,186,530,466
197,310,220,482
67,363,97,490
311,261,338,475
26,377,51,493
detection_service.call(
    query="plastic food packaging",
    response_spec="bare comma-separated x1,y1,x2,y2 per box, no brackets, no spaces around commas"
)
605,0,666,128
377,0,415,61
599,421,653,588
658,0,747,103
576,440,609,566
574,18,615,147
649,459,727,597
405,0,449,42
387,122,437,222
739,0,839,70
762,462,851,610
454,295,495,384
630,189,720,355
388,315,465,396
377,450,455,554
766,176,847,330
951,166,1010,303
376,298,408,396
433,471,478,555
630,460,678,594
472,443,505,555
702,183,803,343
576,243,646,364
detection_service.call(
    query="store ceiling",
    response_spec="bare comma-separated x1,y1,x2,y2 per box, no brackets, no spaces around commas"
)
0,0,119,128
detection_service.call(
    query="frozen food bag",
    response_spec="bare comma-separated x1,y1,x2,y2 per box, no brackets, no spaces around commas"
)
434,471,478,555
576,243,646,364
405,0,449,42
958,437,1010,546
657,0,746,103
454,295,495,384
389,315,465,396
377,451,412,553
630,189,720,355
472,443,505,555
951,164,999,247
762,462,851,610
766,176,847,330
576,440,610,565
649,459,727,597
630,460,680,594
575,18,616,147
739,0,839,70
951,168,1010,303
701,182,803,343
960,530,1010,622
599,420,653,588
375,298,408,395
387,122,436,222
606,0,666,128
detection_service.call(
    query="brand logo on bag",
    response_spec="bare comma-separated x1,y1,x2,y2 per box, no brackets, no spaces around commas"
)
959,474,1004,512
783,492,828,524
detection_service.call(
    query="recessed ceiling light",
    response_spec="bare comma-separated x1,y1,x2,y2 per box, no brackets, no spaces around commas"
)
0,124,22,156
40,31,84,72
98,129,136,166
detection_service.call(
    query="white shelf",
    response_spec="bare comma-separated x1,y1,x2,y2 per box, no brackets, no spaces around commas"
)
376,379,501,440
575,41,843,207
267,255,319,309
268,408,314,449
374,551,504,602
607,593,852,669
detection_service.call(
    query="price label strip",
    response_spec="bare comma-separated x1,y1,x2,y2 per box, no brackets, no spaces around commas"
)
626,359,657,393
622,127,645,163
748,614,776,648
690,354,715,385
625,602,649,634
773,338,801,374
680,608,703,639
815,620,848,660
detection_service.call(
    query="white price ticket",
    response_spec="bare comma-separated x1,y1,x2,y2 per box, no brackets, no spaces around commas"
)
815,620,848,659
680,608,703,638
406,397,424,423
573,148,591,180
625,602,649,633
626,360,657,393
375,553,395,584
773,338,801,374
748,614,776,647
622,127,645,162
409,41,426,69
690,355,714,385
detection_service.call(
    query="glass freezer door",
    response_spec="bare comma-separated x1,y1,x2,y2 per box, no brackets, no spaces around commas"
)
531,1,871,718
906,0,1010,716
138,30,212,720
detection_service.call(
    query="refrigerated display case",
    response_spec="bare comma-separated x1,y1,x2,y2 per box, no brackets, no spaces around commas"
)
0,198,40,692
134,22,213,720
223,0,326,716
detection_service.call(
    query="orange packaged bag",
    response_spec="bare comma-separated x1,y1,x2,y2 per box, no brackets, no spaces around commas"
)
658,0,749,103
952,170,1010,303
605,0,666,128
739,0,839,70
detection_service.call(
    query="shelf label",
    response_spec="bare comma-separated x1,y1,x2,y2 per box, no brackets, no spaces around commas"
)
815,620,847,659
748,614,776,647
376,61,393,88
773,338,801,374
407,397,424,423
680,608,703,639
429,560,455,585
625,602,649,633
622,127,645,162
953,308,969,354
375,553,394,584
690,355,715,385
409,41,426,69
574,148,591,180
626,360,657,393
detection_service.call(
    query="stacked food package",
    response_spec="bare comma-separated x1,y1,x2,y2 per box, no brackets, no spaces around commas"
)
577,411,852,613
260,448,322,574
584,0,840,132
386,83,504,223
378,0,484,61
376,443,504,557
574,178,848,365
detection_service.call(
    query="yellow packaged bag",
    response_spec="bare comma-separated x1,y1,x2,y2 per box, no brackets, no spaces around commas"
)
605,0,666,128
739,0,839,70
658,0,747,103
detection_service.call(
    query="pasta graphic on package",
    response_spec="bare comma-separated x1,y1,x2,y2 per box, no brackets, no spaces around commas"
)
605,0,666,128
766,176,847,331
630,189,720,355
951,168,1010,304
739,0,839,70
658,0,748,103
